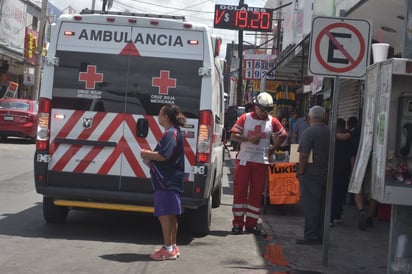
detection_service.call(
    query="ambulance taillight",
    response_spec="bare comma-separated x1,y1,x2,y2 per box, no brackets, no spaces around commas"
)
197,110,213,163
36,98,51,151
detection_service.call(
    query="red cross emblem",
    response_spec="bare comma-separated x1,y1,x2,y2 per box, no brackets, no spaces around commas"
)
152,70,176,95
247,125,267,138
79,65,103,90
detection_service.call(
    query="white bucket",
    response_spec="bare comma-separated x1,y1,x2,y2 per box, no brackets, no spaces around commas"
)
372,43,389,63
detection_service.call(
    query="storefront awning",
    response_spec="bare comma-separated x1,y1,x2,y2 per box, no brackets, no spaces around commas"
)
271,34,310,83
0,45,24,62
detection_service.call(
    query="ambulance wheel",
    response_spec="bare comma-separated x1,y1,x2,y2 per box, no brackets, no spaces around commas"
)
190,196,211,237
212,183,222,208
43,197,69,224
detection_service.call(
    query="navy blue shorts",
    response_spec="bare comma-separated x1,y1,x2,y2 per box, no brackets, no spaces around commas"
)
154,189,182,217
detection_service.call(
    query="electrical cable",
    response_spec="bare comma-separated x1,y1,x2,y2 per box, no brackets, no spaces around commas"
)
113,0,213,15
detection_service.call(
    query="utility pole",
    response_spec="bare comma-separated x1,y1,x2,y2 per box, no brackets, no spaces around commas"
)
237,0,244,106
33,0,48,100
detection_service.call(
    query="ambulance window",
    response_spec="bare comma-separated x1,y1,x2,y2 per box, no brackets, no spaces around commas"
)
51,52,203,117
126,57,202,118
51,51,129,114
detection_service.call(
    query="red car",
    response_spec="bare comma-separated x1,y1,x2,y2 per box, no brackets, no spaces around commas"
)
0,98,38,142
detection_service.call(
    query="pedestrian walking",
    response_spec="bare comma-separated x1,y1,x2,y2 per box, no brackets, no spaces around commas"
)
140,104,186,260
230,92,287,235
296,106,330,245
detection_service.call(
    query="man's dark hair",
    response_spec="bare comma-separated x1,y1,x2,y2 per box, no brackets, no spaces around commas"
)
347,116,358,128
337,118,346,128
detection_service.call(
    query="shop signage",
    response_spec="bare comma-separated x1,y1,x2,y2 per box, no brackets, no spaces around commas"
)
308,16,371,78
3,81,19,98
23,73,34,85
243,54,276,80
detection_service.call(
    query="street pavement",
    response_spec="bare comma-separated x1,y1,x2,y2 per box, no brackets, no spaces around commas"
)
227,149,390,274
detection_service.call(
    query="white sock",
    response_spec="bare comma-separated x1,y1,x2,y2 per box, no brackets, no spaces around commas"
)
165,245,173,252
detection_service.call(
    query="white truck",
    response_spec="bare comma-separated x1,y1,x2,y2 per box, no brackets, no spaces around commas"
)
34,10,225,236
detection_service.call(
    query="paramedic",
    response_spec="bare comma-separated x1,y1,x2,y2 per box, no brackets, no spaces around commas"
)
230,92,287,235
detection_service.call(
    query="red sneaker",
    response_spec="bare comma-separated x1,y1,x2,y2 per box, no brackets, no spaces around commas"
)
150,247,177,261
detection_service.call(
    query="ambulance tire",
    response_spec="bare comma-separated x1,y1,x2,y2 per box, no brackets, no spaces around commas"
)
212,182,222,208
43,197,69,224
189,195,212,237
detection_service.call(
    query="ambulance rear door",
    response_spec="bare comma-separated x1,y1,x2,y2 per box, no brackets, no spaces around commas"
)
120,26,204,192
47,22,135,192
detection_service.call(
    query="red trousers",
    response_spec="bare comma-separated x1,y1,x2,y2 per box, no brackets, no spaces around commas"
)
232,160,267,228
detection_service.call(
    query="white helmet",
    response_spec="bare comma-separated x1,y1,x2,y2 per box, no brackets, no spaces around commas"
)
253,92,273,112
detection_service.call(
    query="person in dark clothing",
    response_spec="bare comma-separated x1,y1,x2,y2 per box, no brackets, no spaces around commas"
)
331,118,351,225
296,106,330,245
336,116,377,230
140,104,186,260
224,106,238,146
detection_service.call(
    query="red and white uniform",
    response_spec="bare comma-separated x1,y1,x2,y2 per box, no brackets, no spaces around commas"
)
231,112,286,229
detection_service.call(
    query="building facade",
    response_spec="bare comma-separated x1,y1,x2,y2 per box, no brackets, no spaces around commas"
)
253,0,403,120
0,0,63,99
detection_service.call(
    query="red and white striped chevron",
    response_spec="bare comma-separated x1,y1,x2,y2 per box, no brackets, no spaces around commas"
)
48,109,197,180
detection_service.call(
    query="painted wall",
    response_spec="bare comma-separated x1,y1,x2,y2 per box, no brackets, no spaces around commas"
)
282,0,313,51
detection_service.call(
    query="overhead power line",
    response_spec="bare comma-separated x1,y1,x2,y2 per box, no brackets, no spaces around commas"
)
114,0,213,14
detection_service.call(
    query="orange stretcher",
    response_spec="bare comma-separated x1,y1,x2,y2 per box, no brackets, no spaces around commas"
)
267,162,300,205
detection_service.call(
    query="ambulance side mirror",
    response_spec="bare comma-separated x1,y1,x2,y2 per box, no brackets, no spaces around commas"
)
136,118,148,138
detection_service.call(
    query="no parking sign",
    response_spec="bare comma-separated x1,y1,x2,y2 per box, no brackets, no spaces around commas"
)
308,16,371,78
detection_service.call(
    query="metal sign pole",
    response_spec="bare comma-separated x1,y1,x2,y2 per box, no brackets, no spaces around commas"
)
237,29,244,106
322,76,339,266
236,0,245,106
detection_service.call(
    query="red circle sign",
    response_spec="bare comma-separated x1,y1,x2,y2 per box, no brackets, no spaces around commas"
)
315,22,365,73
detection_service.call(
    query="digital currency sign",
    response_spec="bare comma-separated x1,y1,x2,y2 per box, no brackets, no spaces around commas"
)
214,5,274,32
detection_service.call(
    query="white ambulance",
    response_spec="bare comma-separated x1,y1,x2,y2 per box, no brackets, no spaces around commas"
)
34,10,225,236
